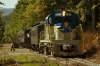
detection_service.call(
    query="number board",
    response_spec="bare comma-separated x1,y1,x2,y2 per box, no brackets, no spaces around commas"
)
55,13,72,16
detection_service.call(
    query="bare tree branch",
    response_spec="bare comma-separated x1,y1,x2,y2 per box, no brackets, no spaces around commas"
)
0,2,4,5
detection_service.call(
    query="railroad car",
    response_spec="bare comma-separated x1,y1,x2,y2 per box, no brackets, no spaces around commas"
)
17,22,45,50
30,22,45,50
18,9,84,57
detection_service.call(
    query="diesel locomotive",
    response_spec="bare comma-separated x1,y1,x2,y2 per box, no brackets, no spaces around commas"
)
18,10,84,57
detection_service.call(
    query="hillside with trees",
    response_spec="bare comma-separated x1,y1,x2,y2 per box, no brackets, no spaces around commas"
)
1,0,100,43
0,8,14,16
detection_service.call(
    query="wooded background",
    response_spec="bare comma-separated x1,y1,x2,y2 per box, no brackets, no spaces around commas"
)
0,0,99,42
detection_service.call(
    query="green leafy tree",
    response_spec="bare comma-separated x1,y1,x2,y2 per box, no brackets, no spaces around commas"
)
0,11,4,43
0,2,5,43
3,0,100,42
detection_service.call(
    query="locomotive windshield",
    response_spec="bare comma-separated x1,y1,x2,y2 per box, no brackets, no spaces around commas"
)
55,17,63,23
64,16,72,22
55,16,72,23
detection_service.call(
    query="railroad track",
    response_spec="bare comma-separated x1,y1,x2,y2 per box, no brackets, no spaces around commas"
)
67,58,100,66
40,54,100,66
0,44,100,66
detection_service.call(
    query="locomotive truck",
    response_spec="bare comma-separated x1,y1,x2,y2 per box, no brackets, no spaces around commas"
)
18,10,84,57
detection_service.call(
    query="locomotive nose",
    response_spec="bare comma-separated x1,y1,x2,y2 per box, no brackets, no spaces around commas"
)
64,22,68,28
63,44,71,52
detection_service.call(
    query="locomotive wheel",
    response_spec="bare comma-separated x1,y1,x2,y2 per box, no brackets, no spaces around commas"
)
31,45,35,51
19,45,23,49
19,43,24,48
39,46,44,54
46,47,51,55
35,45,39,51
43,46,51,55
52,51,57,57
43,46,47,55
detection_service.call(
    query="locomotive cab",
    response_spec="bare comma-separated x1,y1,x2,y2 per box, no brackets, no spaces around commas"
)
18,27,32,48
24,28,31,45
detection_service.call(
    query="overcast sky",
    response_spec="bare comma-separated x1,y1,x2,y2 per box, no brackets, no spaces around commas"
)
0,0,18,8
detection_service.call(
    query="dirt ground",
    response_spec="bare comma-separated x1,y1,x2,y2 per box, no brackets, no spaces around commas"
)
0,43,36,66
0,43,34,53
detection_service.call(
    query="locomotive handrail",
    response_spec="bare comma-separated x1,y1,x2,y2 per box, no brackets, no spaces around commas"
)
39,31,45,40
70,26,84,51
53,26,64,37
50,33,55,37
70,28,82,37
50,32,56,41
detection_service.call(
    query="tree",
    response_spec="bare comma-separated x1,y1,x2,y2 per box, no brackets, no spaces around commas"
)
0,2,4,5
3,0,100,42
0,2,5,43
0,11,4,43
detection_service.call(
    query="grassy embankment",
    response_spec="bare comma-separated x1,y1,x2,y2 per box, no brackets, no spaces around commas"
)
0,54,60,66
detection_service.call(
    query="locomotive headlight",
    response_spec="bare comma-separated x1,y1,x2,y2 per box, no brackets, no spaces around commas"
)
63,43,70,51
62,11,66,16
